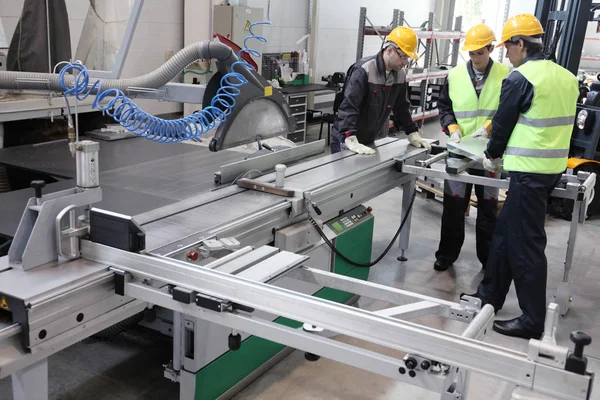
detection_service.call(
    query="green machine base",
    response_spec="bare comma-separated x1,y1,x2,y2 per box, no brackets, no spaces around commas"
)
193,206,374,400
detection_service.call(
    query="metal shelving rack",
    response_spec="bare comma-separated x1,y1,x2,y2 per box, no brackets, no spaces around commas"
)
355,7,463,124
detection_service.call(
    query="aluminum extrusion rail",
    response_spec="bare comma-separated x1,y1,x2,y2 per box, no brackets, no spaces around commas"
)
81,241,592,400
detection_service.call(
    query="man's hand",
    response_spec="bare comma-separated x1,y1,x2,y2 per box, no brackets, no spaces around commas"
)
344,135,376,155
447,124,462,143
449,131,462,143
482,153,503,173
407,131,432,151
472,120,493,139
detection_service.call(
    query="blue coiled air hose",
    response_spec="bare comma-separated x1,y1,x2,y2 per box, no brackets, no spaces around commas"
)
58,20,270,143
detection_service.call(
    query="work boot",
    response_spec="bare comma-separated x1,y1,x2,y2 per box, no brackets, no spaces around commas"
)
434,258,452,271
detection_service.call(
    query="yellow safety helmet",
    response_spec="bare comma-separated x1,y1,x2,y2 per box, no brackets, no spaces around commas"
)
497,13,544,46
385,26,419,60
461,24,496,51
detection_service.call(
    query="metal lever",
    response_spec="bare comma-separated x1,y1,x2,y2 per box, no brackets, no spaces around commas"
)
31,180,46,205
417,151,448,167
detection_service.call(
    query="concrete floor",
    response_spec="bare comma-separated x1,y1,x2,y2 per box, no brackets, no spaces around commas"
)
2,121,600,399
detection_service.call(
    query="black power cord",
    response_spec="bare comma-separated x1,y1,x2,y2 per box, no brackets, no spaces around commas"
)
308,187,418,268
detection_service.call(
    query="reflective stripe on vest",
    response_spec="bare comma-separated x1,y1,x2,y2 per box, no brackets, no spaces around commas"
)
505,147,570,158
503,60,578,174
454,109,497,119
447,61,510,138
516,115,575,128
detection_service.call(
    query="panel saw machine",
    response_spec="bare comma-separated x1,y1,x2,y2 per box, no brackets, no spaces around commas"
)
0,8,597,400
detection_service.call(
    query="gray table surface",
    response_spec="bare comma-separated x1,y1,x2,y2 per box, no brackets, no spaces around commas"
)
0,137,250,237
0,137,210,178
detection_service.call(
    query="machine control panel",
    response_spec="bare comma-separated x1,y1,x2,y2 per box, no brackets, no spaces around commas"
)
327,205,372,234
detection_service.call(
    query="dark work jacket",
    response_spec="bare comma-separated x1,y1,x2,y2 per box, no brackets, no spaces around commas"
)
331,51,418,153
485,53,542,159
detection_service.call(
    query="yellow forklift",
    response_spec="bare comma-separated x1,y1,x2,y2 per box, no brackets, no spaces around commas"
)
537,0,600,218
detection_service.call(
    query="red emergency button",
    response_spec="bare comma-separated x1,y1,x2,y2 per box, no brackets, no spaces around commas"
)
366,206,373,214
187,251,199,262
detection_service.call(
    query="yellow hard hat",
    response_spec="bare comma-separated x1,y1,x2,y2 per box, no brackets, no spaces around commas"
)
497,13,544,47
385,26,419,60
461,24,496,51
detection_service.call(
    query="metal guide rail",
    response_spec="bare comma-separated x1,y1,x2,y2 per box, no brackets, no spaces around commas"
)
71,241,593,400
138,138,427,257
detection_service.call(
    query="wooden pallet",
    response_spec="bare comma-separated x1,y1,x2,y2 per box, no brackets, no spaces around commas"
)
416,180,507,215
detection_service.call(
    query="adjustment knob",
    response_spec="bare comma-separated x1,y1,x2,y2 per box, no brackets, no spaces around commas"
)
187,251,199,262
404,357,417,370
420,360,431,370
570,331,592,358
31,180,46,199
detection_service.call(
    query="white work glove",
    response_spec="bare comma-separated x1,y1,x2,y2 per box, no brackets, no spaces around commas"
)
482,154,503,173
447,124,462,143
407,131,432,151
472,120,493,139
344,135,376,155
449,131,462,143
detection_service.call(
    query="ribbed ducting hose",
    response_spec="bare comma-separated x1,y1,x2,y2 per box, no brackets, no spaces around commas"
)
0,41,235,94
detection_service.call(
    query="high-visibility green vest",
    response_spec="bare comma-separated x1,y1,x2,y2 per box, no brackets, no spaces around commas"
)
448,61,510,136
504,60,578,174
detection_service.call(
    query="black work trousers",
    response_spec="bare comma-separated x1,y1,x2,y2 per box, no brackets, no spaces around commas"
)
475,172,561,331
435,167,499,268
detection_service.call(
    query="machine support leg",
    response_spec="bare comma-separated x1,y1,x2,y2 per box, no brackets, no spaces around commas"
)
555,197,582,316
397,178,416,262
11,358,49,400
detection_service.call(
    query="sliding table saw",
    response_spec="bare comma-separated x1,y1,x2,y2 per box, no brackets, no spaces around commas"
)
0,5,596,397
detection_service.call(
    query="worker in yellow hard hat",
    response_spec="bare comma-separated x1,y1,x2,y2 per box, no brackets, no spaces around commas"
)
462,14,579,340
331,26,431,155
433,24,510,274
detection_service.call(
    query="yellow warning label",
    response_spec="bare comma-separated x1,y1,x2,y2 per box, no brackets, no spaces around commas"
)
244,20,251,31
264,86,273,97
0,296,9,311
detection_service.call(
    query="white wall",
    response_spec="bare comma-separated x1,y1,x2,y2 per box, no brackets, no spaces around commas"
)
120,1,184,115
454,0,537,66
313,0,436,106
246,0,309,53
315,0,437,82
0,0,184,116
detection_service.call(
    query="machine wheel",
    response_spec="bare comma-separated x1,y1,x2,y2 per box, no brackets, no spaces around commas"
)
548,163,600,220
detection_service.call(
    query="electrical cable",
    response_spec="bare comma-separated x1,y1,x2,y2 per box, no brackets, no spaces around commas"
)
308,187,418,268
56,20,271,143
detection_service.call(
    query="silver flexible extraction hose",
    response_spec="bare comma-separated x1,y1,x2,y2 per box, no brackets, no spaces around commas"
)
0,41,235,93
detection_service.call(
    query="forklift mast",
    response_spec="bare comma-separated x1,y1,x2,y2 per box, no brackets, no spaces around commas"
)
535,0,600,218
535,0,600,75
